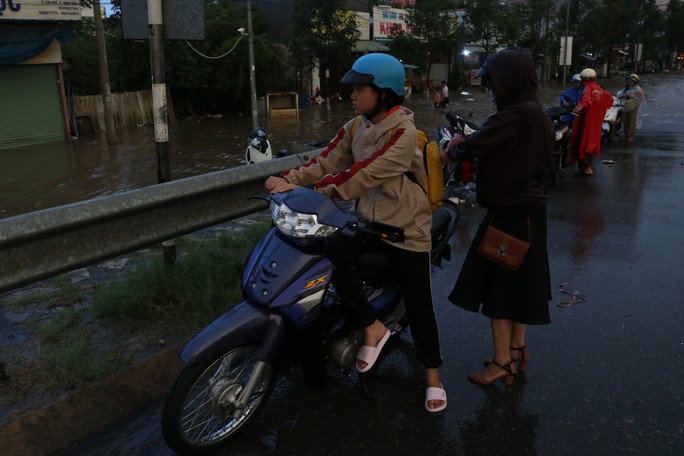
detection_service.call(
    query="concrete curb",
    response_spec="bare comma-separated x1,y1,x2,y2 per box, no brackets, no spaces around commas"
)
0,341,186,456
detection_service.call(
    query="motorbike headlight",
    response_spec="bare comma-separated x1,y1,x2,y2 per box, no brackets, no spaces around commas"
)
270,201,339,238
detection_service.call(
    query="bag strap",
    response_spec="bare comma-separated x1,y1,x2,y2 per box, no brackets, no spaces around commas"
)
489,215,531,242
404,170,426,194
422,140,430,176
349,115,361,138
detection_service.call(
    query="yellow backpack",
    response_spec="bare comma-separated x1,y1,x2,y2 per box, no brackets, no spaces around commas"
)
350,116,444,212
416,130,445,212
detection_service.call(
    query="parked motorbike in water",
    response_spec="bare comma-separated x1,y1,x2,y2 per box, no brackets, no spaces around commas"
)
245,127,273,164
544,106,573,187
602,96,623,144
437,109,480,195
161,186,459,455
307,92,343,105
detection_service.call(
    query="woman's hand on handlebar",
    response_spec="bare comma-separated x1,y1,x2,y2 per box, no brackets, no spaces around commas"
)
265,176,298,194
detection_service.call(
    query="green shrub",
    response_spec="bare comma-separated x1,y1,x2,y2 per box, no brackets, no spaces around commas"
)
93,222,271,330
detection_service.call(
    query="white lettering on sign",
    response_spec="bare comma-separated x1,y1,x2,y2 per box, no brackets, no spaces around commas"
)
0,0,81,21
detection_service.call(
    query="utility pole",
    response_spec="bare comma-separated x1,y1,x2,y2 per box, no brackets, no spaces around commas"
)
563,0,569,84
247,0,258,130
148,0,175,264
92,0,116,144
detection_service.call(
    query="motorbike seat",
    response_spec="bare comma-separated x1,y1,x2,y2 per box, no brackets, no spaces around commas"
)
430,202,459,264
545,106,565,119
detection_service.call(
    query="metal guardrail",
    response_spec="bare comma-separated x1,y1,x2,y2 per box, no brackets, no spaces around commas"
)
0,150,322,294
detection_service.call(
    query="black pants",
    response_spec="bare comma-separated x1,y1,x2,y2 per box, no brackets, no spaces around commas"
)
328,237,443,369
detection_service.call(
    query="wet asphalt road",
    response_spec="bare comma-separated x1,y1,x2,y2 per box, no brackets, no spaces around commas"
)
57,74,684,455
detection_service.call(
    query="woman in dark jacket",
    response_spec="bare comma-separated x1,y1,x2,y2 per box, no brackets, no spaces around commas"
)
443,47,554,386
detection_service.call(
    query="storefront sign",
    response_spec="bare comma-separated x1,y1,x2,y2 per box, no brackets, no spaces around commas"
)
373,6,412,41
0,0,81,21
378,0,415,6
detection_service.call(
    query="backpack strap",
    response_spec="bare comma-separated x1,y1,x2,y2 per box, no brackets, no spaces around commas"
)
404,170,426,194
349,115,361,138
422,141,430,176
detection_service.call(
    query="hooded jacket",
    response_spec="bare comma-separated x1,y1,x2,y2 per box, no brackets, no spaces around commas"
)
281,106,432,252
448,47,554,211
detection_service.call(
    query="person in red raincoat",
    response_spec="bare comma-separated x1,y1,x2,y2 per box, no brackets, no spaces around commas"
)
568,68,614,177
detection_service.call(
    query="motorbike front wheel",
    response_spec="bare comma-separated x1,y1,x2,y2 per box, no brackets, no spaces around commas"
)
161,345,278,455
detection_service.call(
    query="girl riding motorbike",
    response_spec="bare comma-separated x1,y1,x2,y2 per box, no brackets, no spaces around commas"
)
266,53,447,413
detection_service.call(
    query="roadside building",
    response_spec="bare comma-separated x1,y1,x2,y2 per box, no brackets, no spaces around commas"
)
0,2,86,149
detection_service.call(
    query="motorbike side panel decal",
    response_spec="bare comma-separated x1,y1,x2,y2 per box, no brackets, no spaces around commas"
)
304,274,329,289
272,261,333,310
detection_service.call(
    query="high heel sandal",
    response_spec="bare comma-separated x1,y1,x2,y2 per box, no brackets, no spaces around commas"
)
468,359,516,386
510,345,529,371
483,345,530,371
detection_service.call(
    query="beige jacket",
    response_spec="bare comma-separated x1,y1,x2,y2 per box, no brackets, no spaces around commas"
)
282,107,432,252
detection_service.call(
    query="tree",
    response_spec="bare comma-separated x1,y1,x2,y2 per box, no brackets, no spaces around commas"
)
665,0,684,68
63,0,286,117
404,0,463,90
462,0,506,54
289,0,359,96
638,1,667,71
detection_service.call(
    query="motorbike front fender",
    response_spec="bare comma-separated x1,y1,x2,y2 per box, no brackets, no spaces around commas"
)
179,301,288,366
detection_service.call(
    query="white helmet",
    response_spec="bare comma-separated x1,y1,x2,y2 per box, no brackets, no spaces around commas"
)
571,73,581,83
580,68,597,79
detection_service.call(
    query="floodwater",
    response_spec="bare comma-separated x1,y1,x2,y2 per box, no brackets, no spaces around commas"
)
0,80,623,220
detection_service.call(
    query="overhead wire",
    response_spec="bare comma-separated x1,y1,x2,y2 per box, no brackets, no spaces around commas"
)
185,34,246,60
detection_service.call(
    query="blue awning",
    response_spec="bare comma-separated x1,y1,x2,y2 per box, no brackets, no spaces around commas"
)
0,24,73,65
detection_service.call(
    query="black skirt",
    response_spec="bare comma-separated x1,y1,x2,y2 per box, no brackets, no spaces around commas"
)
448,206,552,325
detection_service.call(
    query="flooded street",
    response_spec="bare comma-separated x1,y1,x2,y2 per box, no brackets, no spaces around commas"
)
0,80,617,220
47,72,684,456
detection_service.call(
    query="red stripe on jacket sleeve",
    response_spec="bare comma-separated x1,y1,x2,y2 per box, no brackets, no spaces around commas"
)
314,128,405,189
279,126,349,178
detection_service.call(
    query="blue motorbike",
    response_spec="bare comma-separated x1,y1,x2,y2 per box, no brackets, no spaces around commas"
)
161,187,459,454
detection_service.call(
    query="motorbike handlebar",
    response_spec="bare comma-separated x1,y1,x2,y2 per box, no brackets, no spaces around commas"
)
348,220,406,243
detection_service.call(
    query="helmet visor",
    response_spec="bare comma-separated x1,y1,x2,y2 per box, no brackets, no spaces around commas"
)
341,69,374,86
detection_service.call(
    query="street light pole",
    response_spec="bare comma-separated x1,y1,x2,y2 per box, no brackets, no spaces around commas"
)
247,0,258,130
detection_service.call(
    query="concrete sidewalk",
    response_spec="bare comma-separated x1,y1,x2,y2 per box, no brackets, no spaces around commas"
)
0,341,184,456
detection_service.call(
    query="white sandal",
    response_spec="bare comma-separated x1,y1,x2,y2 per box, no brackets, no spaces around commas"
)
425,384,447,412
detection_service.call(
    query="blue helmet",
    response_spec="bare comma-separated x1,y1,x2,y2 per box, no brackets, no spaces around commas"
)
341,53,405,96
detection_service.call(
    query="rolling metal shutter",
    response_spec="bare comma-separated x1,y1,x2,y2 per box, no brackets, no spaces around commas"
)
0,65,64,149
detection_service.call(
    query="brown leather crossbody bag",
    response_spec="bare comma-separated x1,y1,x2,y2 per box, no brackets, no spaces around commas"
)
478,216,531,271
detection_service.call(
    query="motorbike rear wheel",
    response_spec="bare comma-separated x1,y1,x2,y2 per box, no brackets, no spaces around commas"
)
161,345,277,455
